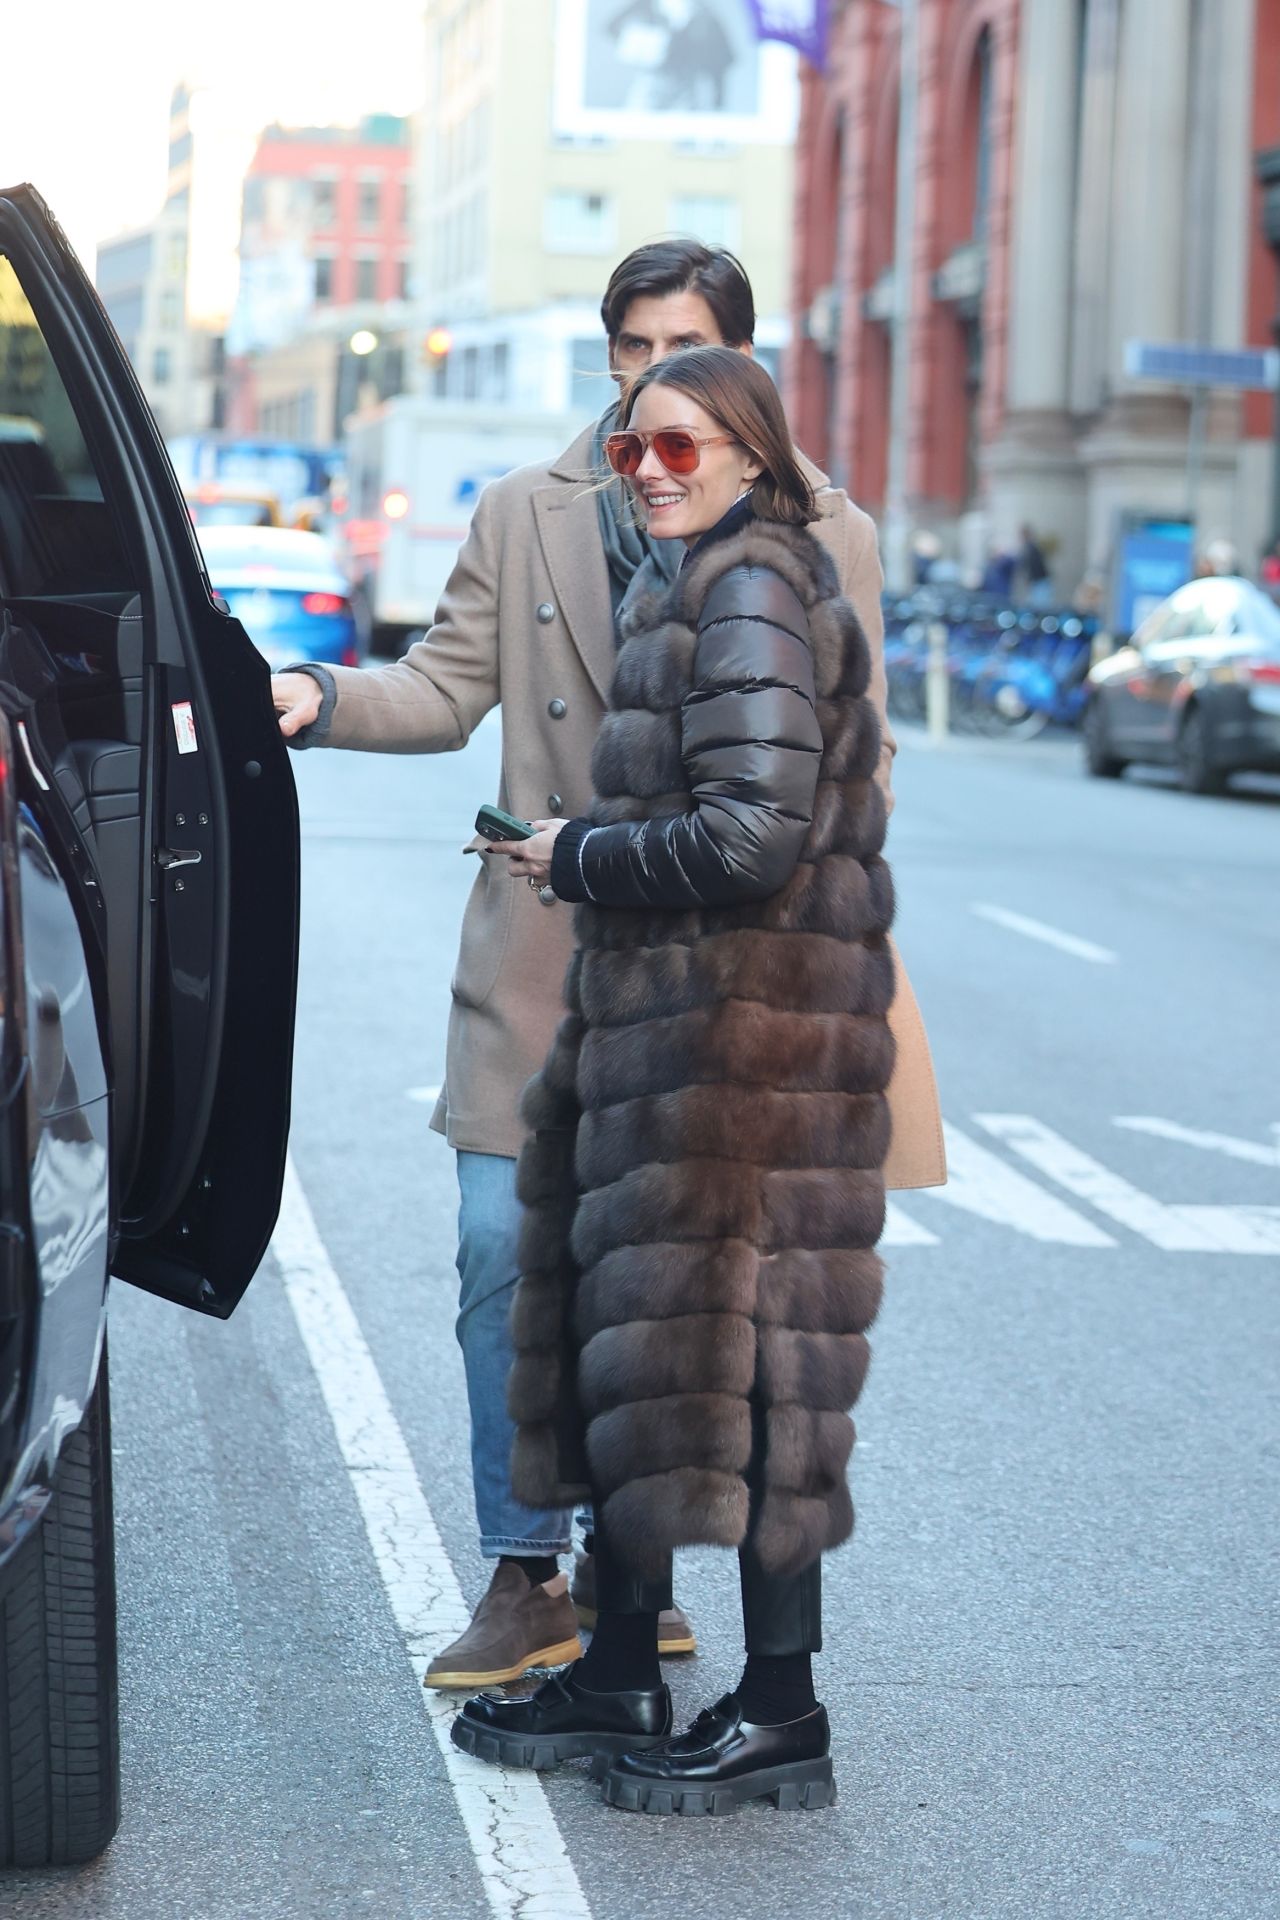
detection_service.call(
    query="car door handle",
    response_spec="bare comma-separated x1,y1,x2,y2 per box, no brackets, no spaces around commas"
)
156,847,203,871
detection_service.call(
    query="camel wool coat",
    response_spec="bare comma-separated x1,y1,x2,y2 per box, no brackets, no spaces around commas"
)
311,421,944,1189
509,518,894,1575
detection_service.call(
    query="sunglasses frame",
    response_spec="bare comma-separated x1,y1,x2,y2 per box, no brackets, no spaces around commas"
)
603,428,741,477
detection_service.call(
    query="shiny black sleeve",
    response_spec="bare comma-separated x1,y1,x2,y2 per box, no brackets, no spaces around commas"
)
552,565,822,909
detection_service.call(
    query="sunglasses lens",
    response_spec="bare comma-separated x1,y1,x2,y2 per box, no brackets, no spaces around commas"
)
605,433,642,475
654,430,698,474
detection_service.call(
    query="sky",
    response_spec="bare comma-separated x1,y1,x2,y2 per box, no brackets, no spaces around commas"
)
0,0,425,319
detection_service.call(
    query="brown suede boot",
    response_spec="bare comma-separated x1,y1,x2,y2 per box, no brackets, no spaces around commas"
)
424,1563,583,1690
570,1553,697,1657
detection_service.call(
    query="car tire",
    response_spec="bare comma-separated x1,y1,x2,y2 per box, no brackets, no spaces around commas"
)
1176,706,1228,795
0,1345,120,1867
1083,698,1127,778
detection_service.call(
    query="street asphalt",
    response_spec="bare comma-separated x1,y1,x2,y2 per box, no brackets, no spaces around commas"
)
5,715,1277,1920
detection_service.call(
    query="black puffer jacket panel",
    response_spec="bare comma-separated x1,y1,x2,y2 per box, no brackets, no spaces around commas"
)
552,563,822,910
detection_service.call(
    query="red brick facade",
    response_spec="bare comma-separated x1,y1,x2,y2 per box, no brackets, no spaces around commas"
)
787,0,1019,519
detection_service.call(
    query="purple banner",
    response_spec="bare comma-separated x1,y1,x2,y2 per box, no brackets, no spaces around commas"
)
744,0,829,69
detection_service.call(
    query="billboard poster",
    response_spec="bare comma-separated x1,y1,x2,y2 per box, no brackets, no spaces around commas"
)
553,0,798,144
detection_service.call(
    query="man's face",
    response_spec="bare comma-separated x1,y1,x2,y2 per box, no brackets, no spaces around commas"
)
608,289,752,380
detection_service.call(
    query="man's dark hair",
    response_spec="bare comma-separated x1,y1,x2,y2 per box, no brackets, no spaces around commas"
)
600,240,755,347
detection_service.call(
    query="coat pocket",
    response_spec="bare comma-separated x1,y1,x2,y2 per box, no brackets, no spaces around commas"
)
452,861,516,1010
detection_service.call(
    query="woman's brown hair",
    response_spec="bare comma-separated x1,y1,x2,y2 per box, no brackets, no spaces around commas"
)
619,346,818,527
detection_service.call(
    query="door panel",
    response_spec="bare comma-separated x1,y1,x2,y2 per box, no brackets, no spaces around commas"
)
0,187,298,1317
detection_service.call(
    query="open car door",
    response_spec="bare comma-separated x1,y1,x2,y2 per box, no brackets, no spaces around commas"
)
0,185,298,1317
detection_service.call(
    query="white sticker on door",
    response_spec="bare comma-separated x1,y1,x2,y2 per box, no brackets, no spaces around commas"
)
172,700,199,754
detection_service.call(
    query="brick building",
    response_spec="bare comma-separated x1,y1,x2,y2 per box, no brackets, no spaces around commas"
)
788,0,1275,600
227,116,414,439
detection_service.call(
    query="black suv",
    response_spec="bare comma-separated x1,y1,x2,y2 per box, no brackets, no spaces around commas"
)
0,188,298,1865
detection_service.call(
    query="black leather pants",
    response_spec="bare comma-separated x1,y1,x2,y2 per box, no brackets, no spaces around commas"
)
591,1400,823,1657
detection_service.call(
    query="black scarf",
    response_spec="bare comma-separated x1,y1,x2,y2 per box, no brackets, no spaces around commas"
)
592,402,683,629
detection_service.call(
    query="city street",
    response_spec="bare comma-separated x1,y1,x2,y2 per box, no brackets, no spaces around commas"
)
8,718,1278,1920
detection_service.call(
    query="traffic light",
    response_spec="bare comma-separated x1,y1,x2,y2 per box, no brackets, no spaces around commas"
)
423,325,452,366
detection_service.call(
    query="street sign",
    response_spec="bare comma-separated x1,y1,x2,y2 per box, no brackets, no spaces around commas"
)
1124,340,1280,389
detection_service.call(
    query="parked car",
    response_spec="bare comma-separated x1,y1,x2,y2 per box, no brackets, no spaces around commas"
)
184,480,283,529
0,185,298,1865
195,525,364,670
1084,576,1280,792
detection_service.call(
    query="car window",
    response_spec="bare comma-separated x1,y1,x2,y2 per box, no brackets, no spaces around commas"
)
194,529,337,576
1238,583,1280,656
188,499,276,529
0,255,134,596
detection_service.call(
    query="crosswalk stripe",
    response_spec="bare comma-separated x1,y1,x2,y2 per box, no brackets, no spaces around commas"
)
1176,1206,1280,1254
1114,1116,1280,1169
882,1201,940,1246
974,1114,1239,1252
928,1122,1116,1245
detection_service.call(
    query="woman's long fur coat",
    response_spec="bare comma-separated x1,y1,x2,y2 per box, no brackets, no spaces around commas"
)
508,518,895,1577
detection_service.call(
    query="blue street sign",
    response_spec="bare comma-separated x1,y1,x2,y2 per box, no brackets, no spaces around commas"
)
1113,518,1195,635
1124,341,1280,390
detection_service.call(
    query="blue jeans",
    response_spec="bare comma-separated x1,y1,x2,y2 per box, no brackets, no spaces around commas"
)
455,1151,586,1557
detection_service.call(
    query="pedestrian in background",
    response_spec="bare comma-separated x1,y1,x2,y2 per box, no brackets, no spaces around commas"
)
269,241,944,1699
450,346,930,1815
1019,523,1053,607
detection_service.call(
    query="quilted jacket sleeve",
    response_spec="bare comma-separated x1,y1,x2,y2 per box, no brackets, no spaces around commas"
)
551,563,822,910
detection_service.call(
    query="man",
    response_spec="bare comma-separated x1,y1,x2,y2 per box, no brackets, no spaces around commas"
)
271,239,944,1690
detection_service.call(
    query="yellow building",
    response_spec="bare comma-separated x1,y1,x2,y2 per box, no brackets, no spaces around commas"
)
416,0,798,408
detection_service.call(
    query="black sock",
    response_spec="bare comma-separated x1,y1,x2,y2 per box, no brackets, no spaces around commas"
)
575,1609,661,1693
735,1652,817,1726
581,1531,595,1558
500,1553,559,1587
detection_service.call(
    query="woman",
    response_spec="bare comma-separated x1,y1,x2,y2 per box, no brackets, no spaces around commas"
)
451,348,895,1815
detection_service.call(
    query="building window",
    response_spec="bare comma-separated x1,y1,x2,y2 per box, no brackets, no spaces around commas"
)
358,180,381,228
397,257,411,300
153,347,171,384
461,344,479,400
313,178,337,227
544,190,616,255
314,255,334,302
355,257,378,301
160,287,182,330
668,196,740,250
569,335,609,411
488,341,508,401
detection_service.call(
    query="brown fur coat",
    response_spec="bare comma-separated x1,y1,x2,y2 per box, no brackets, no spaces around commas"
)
508,519,895,1576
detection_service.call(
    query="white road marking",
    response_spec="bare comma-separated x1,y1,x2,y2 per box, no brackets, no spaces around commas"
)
406,1084,443,1104
881,1202,940,1246
974,1114,1255,1253
929,1123,1116,1245
971,904,1118,966
272,1156,591,1920
1176,1207,1280,1255
1114,1116,1280,1169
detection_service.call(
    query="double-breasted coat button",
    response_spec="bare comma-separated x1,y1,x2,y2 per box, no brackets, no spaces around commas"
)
538,885,557,906
548,698,567,719
536,602,555,624
548,792,562,812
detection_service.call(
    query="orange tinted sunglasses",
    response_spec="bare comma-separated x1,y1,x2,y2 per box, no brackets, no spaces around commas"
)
604,428,740,477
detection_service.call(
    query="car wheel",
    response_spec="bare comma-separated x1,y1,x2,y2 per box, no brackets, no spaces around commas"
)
0,1344,120,1867
1176,707,1228,795
1083,698,1126,778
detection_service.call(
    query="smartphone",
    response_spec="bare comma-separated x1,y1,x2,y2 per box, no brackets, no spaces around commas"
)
474,803,535,843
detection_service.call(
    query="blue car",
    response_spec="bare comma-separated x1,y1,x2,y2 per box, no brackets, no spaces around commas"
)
196,525,363,670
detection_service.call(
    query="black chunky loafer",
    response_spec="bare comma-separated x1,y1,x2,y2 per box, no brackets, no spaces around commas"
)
601,1694,835,1815
451,1666,673,1771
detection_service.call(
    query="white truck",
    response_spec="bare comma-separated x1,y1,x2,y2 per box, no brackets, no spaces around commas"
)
340,396,586,656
